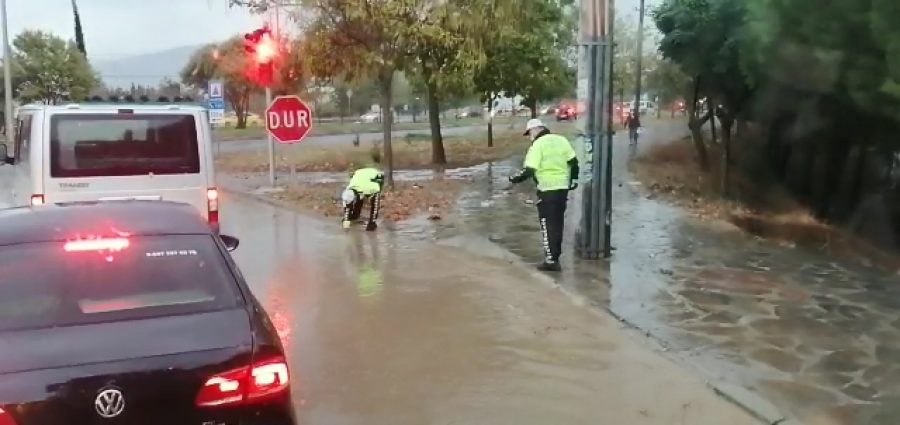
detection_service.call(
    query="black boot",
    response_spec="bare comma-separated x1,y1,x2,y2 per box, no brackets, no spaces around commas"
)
536,262,561,272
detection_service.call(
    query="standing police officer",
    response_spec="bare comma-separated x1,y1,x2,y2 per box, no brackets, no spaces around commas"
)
509,118,579,271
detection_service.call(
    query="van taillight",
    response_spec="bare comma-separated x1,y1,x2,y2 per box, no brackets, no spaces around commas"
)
30,194,45,206
0,408,19,425
207,188,219,226
196,356,290,408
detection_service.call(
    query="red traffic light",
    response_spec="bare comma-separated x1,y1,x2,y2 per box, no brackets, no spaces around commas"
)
242,26,282,87
243,27,274,62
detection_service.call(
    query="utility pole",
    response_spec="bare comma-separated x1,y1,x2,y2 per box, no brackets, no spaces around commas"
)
576,0,614,259
1,0,13,146
633,0,646,118
265,2,281,187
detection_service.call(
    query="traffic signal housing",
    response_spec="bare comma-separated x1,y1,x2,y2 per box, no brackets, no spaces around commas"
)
243,26,281,87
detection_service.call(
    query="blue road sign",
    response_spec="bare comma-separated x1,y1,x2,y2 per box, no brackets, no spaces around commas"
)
207,80,225,124
206,99,226,110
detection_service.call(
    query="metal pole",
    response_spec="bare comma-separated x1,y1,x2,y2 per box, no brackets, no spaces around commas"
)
602,12,615,255
266,87,276,187
633,0,645,117
266,1,280,187
577,0,613,259
1,0,13,145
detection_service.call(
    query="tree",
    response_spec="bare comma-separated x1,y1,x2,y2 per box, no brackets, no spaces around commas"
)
181,40,257,129
471,0,574,146
408,0,480,164
654,0,751,174
71,0,86,56
300,0,448,187
512,0,577,118
646,58,690,116
13,30,97,104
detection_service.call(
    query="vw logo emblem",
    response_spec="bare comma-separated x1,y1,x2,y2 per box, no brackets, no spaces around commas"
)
94,388,125,419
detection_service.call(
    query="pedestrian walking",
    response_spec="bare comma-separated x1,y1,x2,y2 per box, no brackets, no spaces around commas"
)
341,165,385,231
508,118,579,272
625,112,641,146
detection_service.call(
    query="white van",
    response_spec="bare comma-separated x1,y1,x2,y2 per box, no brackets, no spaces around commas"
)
0,103,220,231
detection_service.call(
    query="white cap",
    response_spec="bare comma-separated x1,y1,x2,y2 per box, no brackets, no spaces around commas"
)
341,189,356,205
523,118,546,135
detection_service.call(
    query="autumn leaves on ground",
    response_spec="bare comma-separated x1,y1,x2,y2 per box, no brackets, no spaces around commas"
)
633,137,900,271
218,131,529,222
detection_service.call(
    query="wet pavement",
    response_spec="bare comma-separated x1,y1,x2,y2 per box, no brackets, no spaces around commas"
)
219,191,758,424
438,119,900,424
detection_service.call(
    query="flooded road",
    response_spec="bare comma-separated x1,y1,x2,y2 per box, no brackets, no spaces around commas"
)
219,191,757,424
444,119,900,424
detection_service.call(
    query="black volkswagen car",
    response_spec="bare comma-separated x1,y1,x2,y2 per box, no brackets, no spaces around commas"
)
0,201,295,425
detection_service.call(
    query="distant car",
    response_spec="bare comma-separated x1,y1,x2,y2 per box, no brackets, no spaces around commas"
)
0,201,295,425
556,104,577,121
540,106,556,115
357,111,380,123
622,100,658,116
455,108,482,119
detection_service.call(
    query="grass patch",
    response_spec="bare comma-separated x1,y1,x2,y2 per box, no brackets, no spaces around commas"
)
213,117,488,141
217,130,535,174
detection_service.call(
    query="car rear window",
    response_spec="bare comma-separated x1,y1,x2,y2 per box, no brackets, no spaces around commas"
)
0,235,242,332
50,114,201,178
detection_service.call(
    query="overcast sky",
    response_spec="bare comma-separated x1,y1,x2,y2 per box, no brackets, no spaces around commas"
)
4,0,647,59
4,0,263,59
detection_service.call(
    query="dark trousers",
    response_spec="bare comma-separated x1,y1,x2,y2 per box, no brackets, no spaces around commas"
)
537,189,568,264
343,190,382,226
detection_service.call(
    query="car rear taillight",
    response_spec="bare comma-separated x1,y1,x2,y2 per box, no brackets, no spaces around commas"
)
0,408,18,425
196,356,289,408
30,194,44,206
207,188,219,227
247,357,290,402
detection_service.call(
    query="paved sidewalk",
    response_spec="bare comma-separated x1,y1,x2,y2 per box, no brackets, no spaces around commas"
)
441,119,900,424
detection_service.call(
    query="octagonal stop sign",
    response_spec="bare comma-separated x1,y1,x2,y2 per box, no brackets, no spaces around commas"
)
265,95,313,144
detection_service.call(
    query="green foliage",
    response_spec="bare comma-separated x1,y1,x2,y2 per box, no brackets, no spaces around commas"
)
646,58,690,105
654,0,751,109
181,39,258,128
472,0,576,110
13,30,97,103
613,17,661,101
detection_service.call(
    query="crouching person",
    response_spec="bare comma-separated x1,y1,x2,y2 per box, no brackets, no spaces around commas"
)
341,166,385,231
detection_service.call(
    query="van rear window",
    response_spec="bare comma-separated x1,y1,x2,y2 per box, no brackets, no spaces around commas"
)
50,114,201,178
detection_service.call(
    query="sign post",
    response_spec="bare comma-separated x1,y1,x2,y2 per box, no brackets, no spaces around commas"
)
207,80,225,125
265,95,313,144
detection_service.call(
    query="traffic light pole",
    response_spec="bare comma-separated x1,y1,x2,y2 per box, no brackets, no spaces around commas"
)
1,0,14,146
266,87,276,187
576,0,614,259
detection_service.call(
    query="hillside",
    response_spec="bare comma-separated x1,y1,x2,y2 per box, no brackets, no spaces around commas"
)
92,44,204,89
